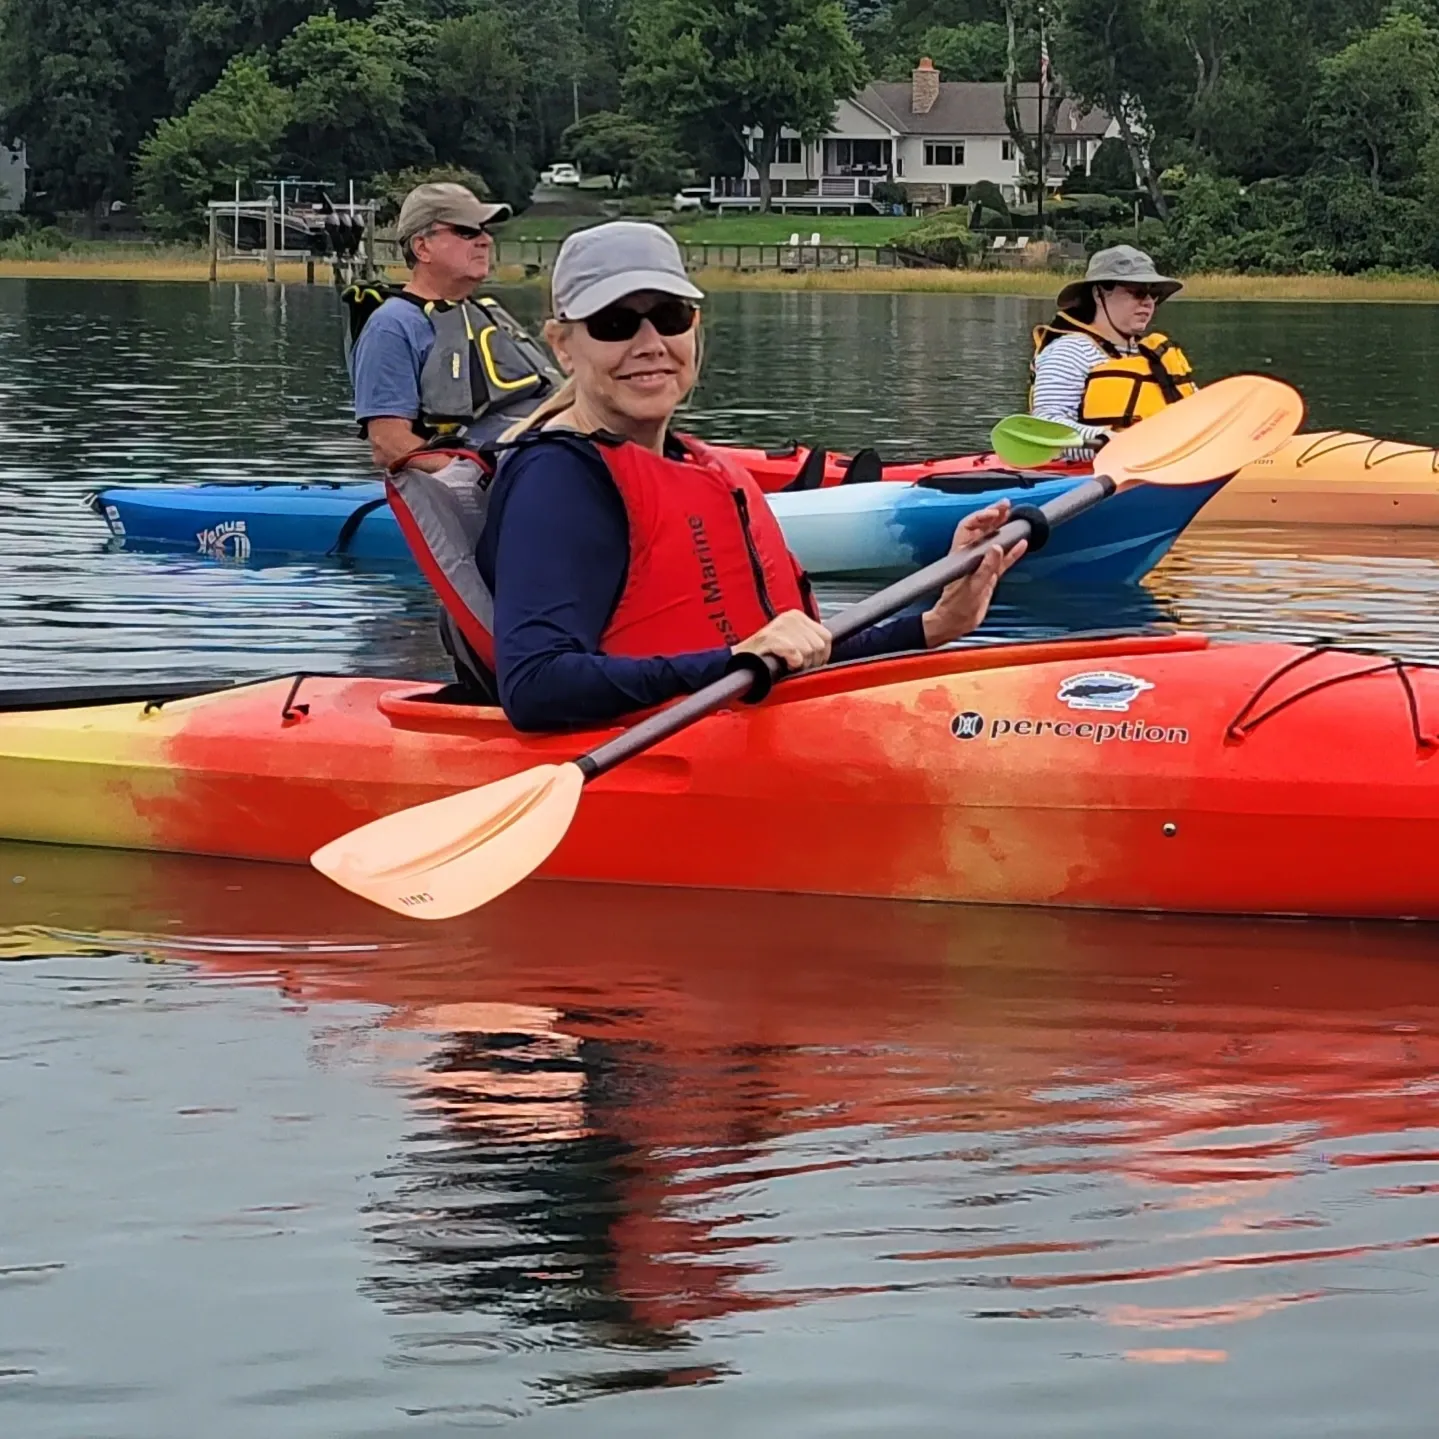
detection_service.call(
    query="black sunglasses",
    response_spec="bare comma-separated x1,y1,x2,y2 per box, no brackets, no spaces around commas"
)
433,222,490,241
1105,282,1164,301
581,298,698,343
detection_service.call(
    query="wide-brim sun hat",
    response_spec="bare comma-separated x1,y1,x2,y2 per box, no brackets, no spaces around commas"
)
552,221,704,321
1057,244,1183,313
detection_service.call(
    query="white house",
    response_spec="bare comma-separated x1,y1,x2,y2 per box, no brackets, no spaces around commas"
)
712,60,1117,213
0,142,26,212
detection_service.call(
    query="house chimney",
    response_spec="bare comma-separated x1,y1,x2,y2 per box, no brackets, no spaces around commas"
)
912,57,940,115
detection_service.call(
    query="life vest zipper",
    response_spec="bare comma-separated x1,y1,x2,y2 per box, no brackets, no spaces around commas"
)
731,488,777,620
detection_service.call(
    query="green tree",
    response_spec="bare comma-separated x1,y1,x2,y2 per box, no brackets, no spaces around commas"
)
135,54,291,234
415,10,531,203
625,0,866,210
908,22,1008,80
272,12,419,183
1054,0,1173,217
1312,8,1439,192
561,110,679,189
489,0,585,167
577,0,632,117
0,0,189,210
166,0,347,108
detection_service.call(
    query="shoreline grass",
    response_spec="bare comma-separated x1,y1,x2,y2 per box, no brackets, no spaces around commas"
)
691,267,1439,302
4,248,1439,303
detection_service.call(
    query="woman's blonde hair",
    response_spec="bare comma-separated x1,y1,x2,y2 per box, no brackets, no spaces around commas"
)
501,313,704,442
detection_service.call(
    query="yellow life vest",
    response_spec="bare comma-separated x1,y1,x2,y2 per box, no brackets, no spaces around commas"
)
1031,312,1197,429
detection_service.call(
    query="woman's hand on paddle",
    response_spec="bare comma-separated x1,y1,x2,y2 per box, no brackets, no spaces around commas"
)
921,501,1026,648
733,610,832,675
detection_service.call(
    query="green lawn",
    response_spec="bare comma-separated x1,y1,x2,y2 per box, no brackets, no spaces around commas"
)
500,214,602,239
502,211,926,246
671,214,924,245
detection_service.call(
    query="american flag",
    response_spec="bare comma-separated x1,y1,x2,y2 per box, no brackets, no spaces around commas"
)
1039,6,1051,94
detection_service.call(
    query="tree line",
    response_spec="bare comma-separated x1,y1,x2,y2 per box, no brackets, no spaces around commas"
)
2,0,1438,272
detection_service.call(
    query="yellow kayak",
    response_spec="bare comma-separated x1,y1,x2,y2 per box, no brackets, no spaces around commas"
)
745,430,1439,528
1202,431,1439,526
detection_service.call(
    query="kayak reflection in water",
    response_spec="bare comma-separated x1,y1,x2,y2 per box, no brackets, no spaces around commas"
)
405,221,1024,732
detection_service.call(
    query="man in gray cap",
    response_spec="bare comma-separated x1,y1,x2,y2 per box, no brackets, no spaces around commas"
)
1029,244,1196,446
350,181,542,472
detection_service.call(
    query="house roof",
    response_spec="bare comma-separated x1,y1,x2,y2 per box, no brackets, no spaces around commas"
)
856,82,1111,138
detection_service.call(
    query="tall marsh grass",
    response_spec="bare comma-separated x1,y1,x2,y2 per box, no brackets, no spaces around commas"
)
2,247,1439,301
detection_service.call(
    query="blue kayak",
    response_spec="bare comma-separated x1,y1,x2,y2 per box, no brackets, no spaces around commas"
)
90,471,1221,584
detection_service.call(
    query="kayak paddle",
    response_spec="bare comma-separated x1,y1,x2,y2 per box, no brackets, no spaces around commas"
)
313,374,1305,920
991,414,1086,467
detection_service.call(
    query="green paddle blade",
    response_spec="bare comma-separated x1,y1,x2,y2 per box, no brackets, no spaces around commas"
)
991,414,1085,467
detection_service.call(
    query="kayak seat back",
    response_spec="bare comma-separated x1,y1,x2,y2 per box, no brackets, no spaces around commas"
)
917,468,1045,495
781,447,829,492
386,458,500,702
842,448,883,484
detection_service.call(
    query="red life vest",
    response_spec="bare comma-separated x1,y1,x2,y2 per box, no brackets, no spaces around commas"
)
387,430,816,694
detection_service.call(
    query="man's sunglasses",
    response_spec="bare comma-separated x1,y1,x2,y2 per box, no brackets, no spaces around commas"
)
581,298,698,343
1104,282,1165,301
432,222,490,241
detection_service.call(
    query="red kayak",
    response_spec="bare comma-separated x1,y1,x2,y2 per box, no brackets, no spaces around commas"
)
730,441,1086,492
3,633,1439,920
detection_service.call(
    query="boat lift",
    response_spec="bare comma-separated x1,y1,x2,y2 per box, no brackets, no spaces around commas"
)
205,178,377,285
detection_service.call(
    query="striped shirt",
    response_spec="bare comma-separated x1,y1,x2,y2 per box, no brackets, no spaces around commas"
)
1031,333,1131,445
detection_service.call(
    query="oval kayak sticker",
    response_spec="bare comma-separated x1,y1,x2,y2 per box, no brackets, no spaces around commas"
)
1057,672,1154,713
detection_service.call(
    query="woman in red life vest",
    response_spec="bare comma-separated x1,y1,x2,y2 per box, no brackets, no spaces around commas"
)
475,222,1024,731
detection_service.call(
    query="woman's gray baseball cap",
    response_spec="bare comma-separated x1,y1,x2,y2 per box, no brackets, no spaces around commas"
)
552,221,704,320
1057,245,1182,312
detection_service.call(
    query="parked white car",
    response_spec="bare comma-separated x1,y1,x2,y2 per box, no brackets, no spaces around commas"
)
540,163,581,187
672,186,711,212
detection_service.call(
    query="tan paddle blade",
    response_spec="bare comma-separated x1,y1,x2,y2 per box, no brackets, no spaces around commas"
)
1098,374,1304,487
310,762,585,920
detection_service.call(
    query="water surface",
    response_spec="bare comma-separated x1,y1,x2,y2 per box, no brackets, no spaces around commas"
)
3,281,1439,1434
5,844,1439,1437
3,281,1439,682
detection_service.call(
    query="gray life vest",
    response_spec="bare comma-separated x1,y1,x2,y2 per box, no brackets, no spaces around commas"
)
344,286,561,446
417,295,561,433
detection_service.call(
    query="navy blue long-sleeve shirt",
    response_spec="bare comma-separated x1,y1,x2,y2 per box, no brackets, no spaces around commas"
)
476,437,926,731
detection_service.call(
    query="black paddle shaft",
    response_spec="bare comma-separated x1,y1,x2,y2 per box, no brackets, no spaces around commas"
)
575,475,1118,783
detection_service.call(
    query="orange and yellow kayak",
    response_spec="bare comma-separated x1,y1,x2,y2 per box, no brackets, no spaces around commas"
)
738,431,1439,527
3,633,1438,920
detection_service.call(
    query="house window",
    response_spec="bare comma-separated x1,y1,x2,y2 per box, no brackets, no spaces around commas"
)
1002,140,1017,161
823,138,890,175
774,137,802,166
924,142,964,168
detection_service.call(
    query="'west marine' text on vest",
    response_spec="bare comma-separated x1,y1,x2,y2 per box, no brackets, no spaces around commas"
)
587,433,814,658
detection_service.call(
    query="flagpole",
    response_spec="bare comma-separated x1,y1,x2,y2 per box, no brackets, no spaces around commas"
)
1036,3,1047,240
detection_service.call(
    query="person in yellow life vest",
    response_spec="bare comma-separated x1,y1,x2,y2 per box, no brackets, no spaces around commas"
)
1030,245,1196,447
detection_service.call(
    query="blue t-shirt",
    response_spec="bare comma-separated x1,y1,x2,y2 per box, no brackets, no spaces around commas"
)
476,436,927,732
349,296,435,425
